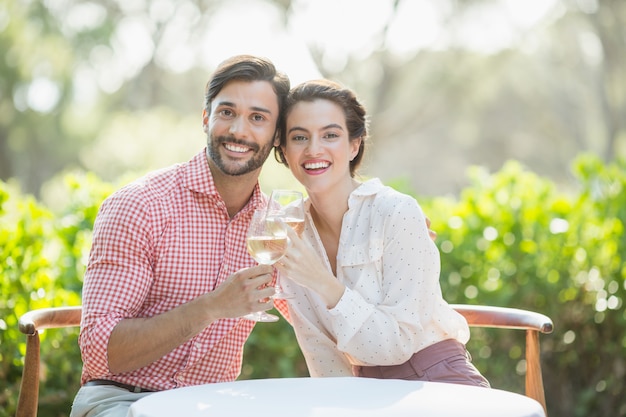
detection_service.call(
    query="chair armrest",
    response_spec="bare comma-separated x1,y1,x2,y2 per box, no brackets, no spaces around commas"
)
16,306,82,417
451,303,552,415
18,306,83,336
450,304,553,334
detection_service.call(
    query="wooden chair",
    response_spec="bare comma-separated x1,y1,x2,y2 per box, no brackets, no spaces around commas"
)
15,304,553,417
451,304,554,415
16,306,82,417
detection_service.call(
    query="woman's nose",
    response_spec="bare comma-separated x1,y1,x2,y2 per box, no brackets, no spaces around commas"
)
305,137,322,155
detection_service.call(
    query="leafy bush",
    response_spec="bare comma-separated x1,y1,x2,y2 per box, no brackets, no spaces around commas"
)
410,155,625,417
1,155,624,417
0,174,113,417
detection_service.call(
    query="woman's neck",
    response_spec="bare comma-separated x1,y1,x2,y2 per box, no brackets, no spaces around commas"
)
307,178,361,274
308,178,360,232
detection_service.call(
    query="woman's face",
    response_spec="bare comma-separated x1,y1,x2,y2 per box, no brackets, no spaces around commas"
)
282,99,360,194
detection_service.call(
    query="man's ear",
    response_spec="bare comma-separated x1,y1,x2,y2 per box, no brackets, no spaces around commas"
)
202,109,209,133
273,130,281,147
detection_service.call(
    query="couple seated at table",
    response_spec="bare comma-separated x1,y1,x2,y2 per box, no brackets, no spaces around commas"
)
70,55,487,417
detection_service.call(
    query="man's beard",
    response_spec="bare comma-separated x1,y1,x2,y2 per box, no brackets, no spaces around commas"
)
207,134,274,176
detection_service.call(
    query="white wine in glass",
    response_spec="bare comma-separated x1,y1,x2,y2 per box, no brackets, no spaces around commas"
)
246,235,289,265
267,190,305,299
242,209,285,322
266,217,304,237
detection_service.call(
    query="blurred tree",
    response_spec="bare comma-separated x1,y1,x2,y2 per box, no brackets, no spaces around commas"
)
301,0,625,195
2,0,625,199
0,0,121,195
569,0,626,161
1,0,298,196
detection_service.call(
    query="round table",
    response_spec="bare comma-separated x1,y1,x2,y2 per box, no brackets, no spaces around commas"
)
128,376,546,417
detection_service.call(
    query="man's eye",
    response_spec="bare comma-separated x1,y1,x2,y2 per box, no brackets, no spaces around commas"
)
220,109,234,117
252,114,265,122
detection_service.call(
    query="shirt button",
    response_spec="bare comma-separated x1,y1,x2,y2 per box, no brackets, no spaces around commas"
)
194,342,202,350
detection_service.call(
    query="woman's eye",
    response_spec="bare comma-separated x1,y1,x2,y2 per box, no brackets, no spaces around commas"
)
324,132,339,139
291,135,307,141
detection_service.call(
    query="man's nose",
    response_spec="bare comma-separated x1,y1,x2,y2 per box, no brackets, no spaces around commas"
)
229,116,249,138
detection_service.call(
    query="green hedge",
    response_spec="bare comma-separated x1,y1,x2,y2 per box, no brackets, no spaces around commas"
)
1,155,624,417
0,173,114,417
415,155,625,417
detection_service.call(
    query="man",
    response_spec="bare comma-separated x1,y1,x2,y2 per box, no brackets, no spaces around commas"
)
70,55,291,417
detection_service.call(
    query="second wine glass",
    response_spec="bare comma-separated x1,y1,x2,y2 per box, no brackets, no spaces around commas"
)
266,190,305,299
266,190,305,237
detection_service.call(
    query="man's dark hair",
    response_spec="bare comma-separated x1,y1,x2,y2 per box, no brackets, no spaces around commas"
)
204,55,290,129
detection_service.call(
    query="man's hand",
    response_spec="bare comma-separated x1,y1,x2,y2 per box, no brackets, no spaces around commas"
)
212,265,276,319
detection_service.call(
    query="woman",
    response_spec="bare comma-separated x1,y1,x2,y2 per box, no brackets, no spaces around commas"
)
273,79,489,387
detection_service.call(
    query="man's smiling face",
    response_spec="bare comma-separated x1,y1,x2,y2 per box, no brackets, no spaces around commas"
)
204,79,279,176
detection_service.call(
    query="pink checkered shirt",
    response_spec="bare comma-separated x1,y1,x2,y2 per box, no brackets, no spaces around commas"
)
79,149,276,390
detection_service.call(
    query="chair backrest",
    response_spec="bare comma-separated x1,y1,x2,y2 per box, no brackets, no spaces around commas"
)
16,306,82,417
451,304,553,416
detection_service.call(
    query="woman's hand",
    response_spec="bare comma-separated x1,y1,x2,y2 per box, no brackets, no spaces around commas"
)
425,216,437,241
274,224,345,309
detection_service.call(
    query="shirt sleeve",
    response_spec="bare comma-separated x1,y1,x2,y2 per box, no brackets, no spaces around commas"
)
79,185,157,377
326,193,468,366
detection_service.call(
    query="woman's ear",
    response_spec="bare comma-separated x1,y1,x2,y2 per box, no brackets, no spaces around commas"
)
350,137,363,161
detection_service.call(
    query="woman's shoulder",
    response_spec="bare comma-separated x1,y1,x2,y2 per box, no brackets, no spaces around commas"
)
363,179,420,208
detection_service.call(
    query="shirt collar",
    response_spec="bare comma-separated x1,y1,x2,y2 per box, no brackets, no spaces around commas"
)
183,148,266,210
350,177,383,198
303,178,384,213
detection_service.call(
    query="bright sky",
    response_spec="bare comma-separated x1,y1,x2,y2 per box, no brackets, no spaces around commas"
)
26,0,559,111
199,0,558,83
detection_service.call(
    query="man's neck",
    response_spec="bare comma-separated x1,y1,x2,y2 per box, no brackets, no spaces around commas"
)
209,162,261,218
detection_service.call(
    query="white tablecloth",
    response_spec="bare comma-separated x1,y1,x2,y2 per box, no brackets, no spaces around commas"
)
128,377,545,417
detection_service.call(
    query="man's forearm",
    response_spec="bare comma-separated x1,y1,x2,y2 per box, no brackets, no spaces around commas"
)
107,295,214,374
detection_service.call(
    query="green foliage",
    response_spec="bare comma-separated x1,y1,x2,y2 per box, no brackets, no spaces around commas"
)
0,174,114,417
1,155,624,417
240,306,309,380
415,155,626,417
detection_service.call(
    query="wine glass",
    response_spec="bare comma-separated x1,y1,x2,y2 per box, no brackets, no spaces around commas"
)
242,209,288,322
266,190,305,299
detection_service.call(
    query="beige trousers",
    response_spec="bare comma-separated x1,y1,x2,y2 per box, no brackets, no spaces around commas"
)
69,384,154,417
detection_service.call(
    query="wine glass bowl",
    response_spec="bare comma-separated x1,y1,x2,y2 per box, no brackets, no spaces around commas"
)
246,235,289,264
246,221,289,266
242,209,285,322
266,190,305,237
